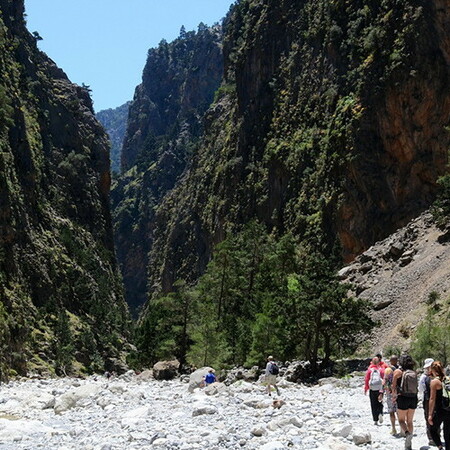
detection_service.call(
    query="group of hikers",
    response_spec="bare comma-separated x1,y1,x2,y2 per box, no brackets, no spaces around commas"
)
365,353,450,450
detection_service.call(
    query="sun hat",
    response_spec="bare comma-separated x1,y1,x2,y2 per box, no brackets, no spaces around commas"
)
423,358,434,369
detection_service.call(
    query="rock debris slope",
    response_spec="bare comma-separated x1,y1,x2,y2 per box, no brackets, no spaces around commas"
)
339,212,450,352
0,374,431,449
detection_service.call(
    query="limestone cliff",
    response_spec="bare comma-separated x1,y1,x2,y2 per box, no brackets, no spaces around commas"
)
144,0,450,297
112,25,223,313
0,0,130,375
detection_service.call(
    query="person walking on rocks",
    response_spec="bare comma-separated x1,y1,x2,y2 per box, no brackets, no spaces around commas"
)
384,355,399,435
365,357,385,425
419,358,435,445
428,361,450,450
392,354,418,450
265,356,280,396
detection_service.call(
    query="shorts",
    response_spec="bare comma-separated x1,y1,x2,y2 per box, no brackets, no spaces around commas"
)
397,395,418,410
265,374,277,385
386,392,397,413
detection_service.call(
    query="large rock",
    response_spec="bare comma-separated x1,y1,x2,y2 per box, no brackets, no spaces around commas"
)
332,423,353,438
333,358,372,375
54,384,102,414
284,360,321,383
192,405,217,416
223,366,261,385
104,357,129,375
204,382,227,396
352,429,371,445
188,367,213,392
251,425,267,437
152,360,180,380
121,406,151,428
136,369,153,381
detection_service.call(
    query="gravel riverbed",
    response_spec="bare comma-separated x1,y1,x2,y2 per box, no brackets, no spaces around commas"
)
0,372,434,449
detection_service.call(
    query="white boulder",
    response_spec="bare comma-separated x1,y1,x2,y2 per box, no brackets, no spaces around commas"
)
352,429,371,445
332,423,353,438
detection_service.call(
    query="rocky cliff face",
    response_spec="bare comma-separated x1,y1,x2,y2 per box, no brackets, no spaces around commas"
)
0,0,130,375
97,102,131,173
111,25,223,313
143,0,450,298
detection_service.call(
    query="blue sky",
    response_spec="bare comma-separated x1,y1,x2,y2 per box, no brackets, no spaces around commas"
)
25,0,233,112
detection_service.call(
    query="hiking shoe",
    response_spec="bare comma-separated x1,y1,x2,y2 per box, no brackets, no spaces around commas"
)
405,432,412,450
390,429,397,435
378,413,383,424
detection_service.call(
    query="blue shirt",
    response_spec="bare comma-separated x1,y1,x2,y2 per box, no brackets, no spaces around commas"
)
205,373,216,384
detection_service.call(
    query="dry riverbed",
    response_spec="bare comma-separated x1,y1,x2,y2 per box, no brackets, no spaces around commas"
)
0,372,433,449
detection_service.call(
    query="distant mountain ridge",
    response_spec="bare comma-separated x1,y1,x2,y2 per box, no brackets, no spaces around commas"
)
97,102,131,174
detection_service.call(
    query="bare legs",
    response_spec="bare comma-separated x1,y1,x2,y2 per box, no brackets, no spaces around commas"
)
267,383,280,396
390,411,397,433
397,409,414,434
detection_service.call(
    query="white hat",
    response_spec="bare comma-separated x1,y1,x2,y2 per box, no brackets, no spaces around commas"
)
423,358,434,369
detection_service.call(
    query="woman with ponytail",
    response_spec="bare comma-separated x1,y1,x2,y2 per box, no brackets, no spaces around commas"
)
428,361,450,449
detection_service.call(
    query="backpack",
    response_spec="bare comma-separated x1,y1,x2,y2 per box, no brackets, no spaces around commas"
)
269,362,279,375
442,376,450,411
424,375,431,401
400,369,418,397
369,368,383,390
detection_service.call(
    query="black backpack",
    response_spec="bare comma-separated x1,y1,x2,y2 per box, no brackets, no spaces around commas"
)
442,376,450,411
269,362,279,375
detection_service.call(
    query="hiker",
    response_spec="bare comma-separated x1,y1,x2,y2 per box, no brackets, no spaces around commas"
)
428,361,450,450
376,352,389,370
364,357,385,425
419,358,435,445
392,354,418,450
384,355,399,435
265,356,280,396
204,369,216,385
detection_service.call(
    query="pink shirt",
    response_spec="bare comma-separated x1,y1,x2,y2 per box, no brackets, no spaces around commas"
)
364,363,386,393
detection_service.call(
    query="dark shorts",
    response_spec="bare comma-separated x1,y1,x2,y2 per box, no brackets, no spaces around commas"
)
397,395,418,410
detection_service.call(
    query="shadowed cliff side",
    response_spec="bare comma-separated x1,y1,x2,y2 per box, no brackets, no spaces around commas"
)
0,0,130,376
111,25,224,314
